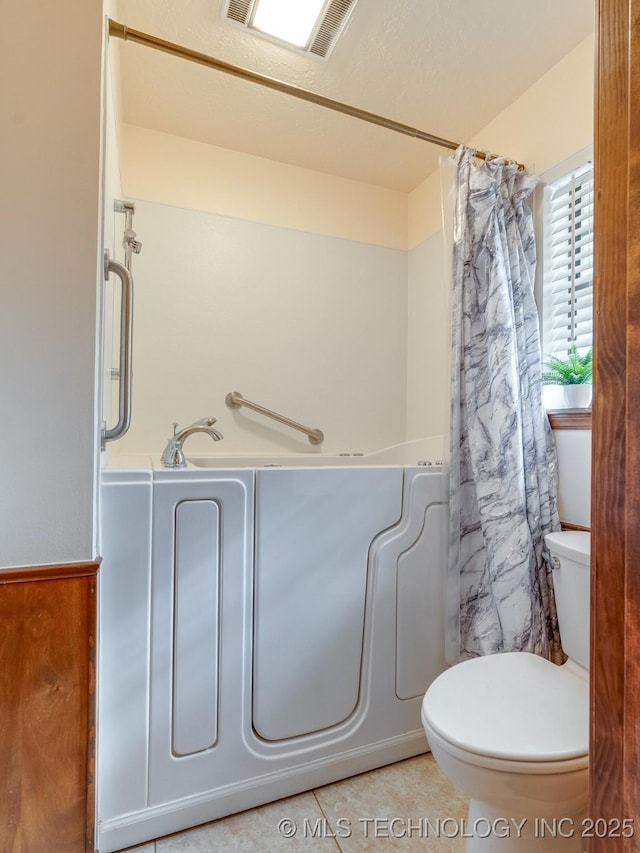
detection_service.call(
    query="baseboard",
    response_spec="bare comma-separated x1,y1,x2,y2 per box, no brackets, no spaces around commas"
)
97,731,429,852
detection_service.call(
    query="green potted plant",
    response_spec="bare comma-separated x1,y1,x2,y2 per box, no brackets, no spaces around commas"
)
542,345,592,408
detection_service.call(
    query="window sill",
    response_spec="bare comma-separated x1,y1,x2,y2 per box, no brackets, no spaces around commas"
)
547,409,592,430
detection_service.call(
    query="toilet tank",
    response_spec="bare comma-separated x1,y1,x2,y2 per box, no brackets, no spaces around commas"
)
545,532,591,670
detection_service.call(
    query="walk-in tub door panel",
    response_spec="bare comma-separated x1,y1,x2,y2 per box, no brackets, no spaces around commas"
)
149,474,253,806
252,467,403,741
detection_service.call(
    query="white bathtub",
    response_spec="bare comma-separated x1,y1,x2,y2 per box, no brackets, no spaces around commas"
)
188,435,446,467
98,439,449,851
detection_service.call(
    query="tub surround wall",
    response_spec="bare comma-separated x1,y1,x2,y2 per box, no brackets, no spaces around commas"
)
406,232,449,441
113,200,408,457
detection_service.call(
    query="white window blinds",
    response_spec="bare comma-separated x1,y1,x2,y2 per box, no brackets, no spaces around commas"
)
542,161,594,360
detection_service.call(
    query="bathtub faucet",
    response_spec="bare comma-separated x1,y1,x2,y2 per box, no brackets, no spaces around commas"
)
161,417,223,468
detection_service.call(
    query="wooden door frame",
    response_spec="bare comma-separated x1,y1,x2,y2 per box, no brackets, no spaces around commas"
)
591,0,640,848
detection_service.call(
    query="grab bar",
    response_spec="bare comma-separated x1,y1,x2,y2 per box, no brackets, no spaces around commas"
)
225,391,324,445
102,250,134,446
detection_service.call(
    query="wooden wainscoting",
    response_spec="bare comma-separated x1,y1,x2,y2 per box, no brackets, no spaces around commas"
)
0,562,98,853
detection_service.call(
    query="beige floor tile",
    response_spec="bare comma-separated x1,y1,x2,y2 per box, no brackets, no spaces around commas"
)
117,844,156,852
155,791,341,852
313,754,469,851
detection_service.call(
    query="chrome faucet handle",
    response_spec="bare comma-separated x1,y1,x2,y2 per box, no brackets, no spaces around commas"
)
185,416,217,429
169,418,214,437
173,417,217,433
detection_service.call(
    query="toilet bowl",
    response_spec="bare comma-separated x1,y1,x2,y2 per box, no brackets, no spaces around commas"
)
422,532,590,851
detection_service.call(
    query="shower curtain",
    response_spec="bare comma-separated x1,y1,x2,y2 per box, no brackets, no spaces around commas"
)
447,146,563,665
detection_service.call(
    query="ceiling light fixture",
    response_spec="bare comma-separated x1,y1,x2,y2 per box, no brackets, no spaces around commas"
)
253,0,325,48
223,0,360,59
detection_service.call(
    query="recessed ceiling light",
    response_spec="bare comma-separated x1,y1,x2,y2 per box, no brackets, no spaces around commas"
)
223,0,361,59
253,0,326,48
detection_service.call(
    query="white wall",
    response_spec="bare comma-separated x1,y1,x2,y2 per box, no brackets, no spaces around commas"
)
115,125,410,458
555,431,591,528
0,0,103,568
113,200,408,456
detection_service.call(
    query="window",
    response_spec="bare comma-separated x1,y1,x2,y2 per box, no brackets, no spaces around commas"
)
537,154,594,425
541,160,594,363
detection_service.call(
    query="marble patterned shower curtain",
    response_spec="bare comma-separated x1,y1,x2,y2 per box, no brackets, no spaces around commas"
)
447,146,563,665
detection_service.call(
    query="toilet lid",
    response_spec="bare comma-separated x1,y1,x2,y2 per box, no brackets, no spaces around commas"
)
423,652,588,762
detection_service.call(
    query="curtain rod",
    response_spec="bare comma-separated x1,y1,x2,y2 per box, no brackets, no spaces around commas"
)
108,19,523,169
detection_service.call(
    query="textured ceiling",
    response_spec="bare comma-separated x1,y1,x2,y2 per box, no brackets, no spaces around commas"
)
113,0,594,191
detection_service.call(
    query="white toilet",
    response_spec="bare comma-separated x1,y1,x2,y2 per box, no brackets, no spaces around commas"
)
422,531,590,851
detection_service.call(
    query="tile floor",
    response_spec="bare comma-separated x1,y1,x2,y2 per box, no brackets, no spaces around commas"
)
117,754,469,852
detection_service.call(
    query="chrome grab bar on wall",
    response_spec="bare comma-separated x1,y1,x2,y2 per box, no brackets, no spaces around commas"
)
102,250,134,447
225,391,324,445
